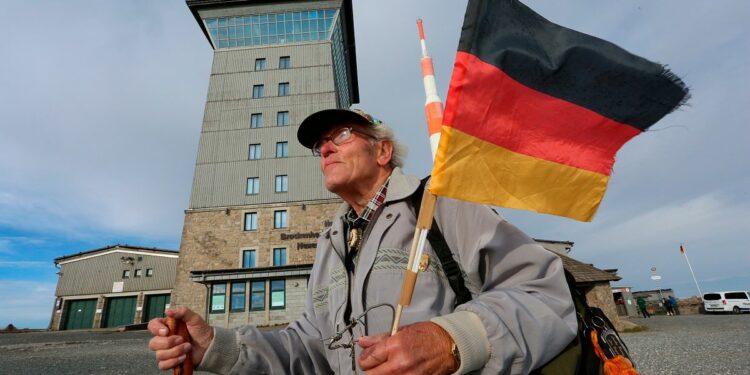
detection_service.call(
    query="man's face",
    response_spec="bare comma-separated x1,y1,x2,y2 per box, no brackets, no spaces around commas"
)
317,124,381,194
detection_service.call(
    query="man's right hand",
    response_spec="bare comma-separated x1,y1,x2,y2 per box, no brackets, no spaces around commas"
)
147,306,214,371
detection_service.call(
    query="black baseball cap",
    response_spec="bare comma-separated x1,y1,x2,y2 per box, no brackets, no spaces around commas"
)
297,108,381,149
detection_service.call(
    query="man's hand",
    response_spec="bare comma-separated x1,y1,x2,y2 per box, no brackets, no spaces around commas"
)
147,306,214,371
357,321,459,375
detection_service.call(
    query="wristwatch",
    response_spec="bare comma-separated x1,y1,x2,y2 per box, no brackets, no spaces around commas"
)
450,341,461,371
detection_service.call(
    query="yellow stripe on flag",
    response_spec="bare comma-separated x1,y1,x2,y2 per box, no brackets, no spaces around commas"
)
430,127,609,221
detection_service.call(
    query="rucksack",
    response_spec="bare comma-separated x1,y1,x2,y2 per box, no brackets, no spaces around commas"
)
410,177,636,375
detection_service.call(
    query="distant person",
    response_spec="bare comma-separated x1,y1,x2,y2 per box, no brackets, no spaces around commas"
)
663,297,674,316
669,295,679,315
636,297,650,318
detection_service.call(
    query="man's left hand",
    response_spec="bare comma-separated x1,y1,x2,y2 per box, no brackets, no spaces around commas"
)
357,321,458,375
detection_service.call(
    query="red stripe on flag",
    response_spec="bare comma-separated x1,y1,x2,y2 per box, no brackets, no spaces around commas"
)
444,52,642,175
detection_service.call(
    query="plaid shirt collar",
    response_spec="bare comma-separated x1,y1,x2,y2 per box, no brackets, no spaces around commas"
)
345,176,390,228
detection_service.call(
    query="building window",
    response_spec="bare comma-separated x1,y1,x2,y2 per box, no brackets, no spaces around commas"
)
275,175,288,193
248,144,261,160
244,212,258,231
230,282,246,312
250,113,263,128
274,210,288,229
279,56,291,69
246,177,259,195
252,84,264,98
134,269,143,278
250,281,265,311
146,268,153,277
278,82,290,96
254,58,266,71
122,270,130,279
243,250,256,268
276,111,289,126
210,283,226,313
275,142,288,158
273,248,287,266
270,279,286,310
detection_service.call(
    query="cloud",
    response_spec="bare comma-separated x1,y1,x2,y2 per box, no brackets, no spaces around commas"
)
0,280,56,329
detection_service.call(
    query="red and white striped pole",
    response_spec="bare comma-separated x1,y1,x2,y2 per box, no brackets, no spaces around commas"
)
417,19,444,160
391,19,445,335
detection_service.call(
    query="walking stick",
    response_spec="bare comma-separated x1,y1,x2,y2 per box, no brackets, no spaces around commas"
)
165,316,193,375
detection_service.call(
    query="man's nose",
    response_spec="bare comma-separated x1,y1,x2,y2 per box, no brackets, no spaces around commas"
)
320,141,336,157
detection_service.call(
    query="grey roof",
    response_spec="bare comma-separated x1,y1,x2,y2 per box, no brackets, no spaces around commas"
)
54,244,178,264
558,253,621,284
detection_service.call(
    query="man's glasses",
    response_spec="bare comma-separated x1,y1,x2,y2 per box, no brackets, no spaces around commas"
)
312,127,376,156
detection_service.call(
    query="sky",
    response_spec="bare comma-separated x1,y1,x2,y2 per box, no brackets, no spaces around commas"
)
0,0,747,328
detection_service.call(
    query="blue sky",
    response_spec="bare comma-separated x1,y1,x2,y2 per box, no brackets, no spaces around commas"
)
1,0,748,328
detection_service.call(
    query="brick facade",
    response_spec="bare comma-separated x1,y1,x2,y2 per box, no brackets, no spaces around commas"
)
172,199,341,325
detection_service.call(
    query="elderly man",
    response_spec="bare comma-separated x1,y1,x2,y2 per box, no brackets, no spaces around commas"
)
149,109,576,374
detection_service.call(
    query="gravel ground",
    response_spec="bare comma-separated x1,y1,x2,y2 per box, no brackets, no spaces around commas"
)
621,314,750,374
1,314,748,374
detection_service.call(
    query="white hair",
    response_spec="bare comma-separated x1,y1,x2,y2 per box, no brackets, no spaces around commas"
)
368,122,407,169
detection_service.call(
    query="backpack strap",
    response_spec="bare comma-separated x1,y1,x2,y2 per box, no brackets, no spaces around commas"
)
411,177,473,306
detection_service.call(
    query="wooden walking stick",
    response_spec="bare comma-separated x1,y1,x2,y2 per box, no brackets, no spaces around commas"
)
165,316,193,375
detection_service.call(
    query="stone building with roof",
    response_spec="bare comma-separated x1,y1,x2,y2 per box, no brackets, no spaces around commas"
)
536,239,625,330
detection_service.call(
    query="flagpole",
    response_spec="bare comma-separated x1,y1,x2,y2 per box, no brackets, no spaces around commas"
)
680,244,703,299
391,19,444,336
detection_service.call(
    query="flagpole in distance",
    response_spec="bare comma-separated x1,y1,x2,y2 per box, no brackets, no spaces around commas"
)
391,19,444,336
680,244,703,299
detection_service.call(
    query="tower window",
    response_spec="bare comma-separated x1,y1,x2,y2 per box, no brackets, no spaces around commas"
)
279,56,291,69
276,111,289,126
278,82,290,96
255,58,266,71
252,84,264,98
250,113,263,128
246,177,259,195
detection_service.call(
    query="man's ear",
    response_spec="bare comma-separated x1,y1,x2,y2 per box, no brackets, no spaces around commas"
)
376,140,393,167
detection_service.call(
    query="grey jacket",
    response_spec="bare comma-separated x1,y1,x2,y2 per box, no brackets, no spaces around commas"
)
199,168,576,374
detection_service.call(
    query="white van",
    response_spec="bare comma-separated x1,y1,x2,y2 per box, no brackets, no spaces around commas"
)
703,291,750,313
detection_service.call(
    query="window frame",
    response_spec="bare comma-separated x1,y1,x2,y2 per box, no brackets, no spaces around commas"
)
273,247,287,266
279,56,291,69
244,212,258,231
246,177,260,195
254,58,266,71
134,269,143,278
273,210,288,229
276,111,289,126
275,142,288,158
250,281,266,311
122,270,130,279
252,84,264,98
275,175,288,193
242,249,256,268
278,82,290,96
230,282,246,312
250,113,263,128
210,283,227,313
146,268,154,277
248,143,261,160
270,279,286,310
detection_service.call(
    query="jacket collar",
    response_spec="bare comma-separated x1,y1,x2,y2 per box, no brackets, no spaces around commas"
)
332,167,420,218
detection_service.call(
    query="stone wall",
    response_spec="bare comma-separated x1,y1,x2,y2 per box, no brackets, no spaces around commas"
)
172,199,340,320
585,283,626,331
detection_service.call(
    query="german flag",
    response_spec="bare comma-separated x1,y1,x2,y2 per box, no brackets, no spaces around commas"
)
429,0,689,221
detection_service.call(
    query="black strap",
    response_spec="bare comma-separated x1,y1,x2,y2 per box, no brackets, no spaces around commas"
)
411,177,473,306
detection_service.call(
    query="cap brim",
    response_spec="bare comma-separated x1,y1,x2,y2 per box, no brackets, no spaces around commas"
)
297,109,371,149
